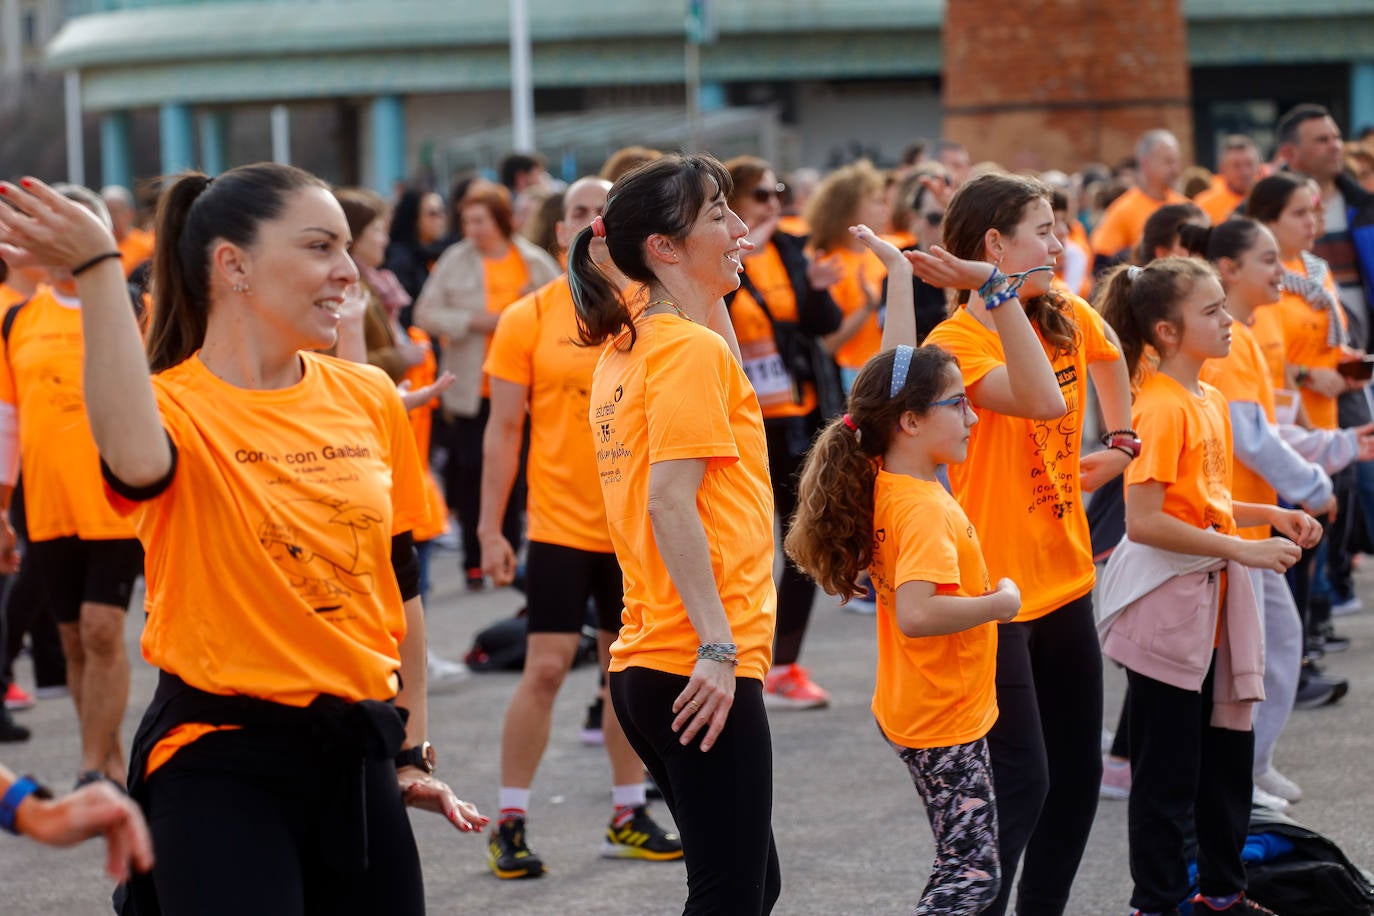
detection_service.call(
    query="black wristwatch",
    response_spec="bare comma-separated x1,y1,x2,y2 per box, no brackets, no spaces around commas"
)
395,740,436,775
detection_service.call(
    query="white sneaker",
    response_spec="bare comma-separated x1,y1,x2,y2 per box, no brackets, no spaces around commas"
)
1252,784,1290,812
1101,728,1115,755
1254,768,1302,803
427,653,470,693
1331,594,1363,617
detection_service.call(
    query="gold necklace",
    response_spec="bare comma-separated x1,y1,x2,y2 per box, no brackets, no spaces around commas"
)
646,298,692,321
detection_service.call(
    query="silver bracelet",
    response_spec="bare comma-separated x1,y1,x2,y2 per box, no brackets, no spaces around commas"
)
697,642,739,666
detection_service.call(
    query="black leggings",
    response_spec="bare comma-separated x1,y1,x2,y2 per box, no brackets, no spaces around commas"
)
144,730,424,915
609,667,781,915
766,416,820,667
984,593,1103,916
1126,660,1253,911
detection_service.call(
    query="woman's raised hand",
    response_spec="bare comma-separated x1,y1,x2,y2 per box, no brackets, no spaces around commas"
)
903,245,996,291
849,224,912,277
0,178,118,271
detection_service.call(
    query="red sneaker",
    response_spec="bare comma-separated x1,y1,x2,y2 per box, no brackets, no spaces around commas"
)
4,683,34,711
764,664,831,710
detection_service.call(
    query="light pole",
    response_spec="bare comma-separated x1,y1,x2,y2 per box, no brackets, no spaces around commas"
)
510,0,534,151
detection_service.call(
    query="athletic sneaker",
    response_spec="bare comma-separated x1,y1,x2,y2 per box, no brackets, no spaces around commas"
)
4,683,35,711
763,663,831,709
487,817,546,879
600,806,683,861
1130,910,1181,916
1190,892,1276,913
466,568,486,591
1251,784,1289,813
1253,767,1301,803
33,684,69,700
427,652,470,693
1330,593,1363,617
1100,755,1131,801
580,697,605,747
1294,668,1348,710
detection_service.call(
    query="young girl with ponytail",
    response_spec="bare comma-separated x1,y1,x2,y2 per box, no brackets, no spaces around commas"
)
1097,256,1319,916
1186,220,1374,806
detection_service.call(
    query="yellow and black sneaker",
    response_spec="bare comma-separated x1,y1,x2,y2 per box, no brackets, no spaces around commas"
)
487,816,547,879
600,806,684,861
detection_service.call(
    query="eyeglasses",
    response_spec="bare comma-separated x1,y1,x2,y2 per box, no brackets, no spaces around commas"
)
920,211,944,228
749,182,786,204
928,394,972,413
421,208,445,218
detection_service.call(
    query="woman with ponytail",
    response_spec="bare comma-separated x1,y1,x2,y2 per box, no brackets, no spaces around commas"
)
568,153,780,914
0,165,486,915
923,172,1134,916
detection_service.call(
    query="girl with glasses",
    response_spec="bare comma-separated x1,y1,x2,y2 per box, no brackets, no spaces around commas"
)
785,227,1025,915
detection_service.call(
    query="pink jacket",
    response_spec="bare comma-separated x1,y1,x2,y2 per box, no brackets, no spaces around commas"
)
1098,539,1264,731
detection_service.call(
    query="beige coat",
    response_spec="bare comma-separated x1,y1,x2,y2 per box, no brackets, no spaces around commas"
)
412,235,560,418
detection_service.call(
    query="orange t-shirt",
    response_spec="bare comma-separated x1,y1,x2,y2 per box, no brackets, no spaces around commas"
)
1126,372,1236,535
1195,185,1245,226
479,245,530,399
0,284,28,309
1090,186,1189,257
118,228,156,278
730,243,815,419
1249,303,1288,393
778,215,809,238
0,289,137,541
398,327,449,544
485,277,614,554
591,314,776,680
1274,257,1345,430
869,470,998,749
924,295,1120,621
824,245,886,371
107,352,430,708
1200,320,1277,540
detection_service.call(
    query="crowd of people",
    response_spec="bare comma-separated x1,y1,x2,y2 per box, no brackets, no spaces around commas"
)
0,100,1369,915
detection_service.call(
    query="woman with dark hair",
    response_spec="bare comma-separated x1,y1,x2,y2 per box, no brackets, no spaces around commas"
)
722,155,842,710
414,181,560,589
384,187,448,308
0,166,486,914
1135,201,1208,266
568,153,781,914
924,172,1134,916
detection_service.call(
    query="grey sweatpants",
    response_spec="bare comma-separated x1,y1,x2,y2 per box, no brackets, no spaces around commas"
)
1248,566,1302,778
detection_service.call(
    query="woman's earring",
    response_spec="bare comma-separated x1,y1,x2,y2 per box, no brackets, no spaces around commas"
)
233,281,250,294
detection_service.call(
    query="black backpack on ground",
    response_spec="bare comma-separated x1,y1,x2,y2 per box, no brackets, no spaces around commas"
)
1242,808,1374,916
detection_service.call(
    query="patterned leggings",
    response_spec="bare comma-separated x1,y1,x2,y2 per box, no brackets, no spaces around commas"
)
887,732,1002,916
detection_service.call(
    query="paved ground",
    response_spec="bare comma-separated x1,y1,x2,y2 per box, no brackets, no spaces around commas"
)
2,546,1372,915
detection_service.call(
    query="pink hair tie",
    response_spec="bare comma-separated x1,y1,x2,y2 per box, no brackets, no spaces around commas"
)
590,215,606,239
842,414,857,432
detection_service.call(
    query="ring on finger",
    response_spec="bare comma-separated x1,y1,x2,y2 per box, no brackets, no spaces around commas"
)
687,700,700,711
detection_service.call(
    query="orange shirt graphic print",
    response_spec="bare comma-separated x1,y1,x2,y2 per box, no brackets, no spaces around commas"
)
257,496,385,615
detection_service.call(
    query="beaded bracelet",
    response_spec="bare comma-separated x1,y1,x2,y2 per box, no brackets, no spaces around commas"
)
697,642,739,666
1100,428,1139,443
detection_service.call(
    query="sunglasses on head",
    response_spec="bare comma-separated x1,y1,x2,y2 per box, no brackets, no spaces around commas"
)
749,182,787,204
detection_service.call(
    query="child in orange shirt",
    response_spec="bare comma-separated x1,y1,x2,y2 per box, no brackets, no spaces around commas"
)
1097,257,1319,916
787,343,1019,914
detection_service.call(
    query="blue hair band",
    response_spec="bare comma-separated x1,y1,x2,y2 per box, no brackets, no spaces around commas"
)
890,345,914,399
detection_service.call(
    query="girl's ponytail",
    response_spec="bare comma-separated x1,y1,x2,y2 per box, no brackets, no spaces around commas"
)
784,415,881,601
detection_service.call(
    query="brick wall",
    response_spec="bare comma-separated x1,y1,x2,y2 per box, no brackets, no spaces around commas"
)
943,0,1193,171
